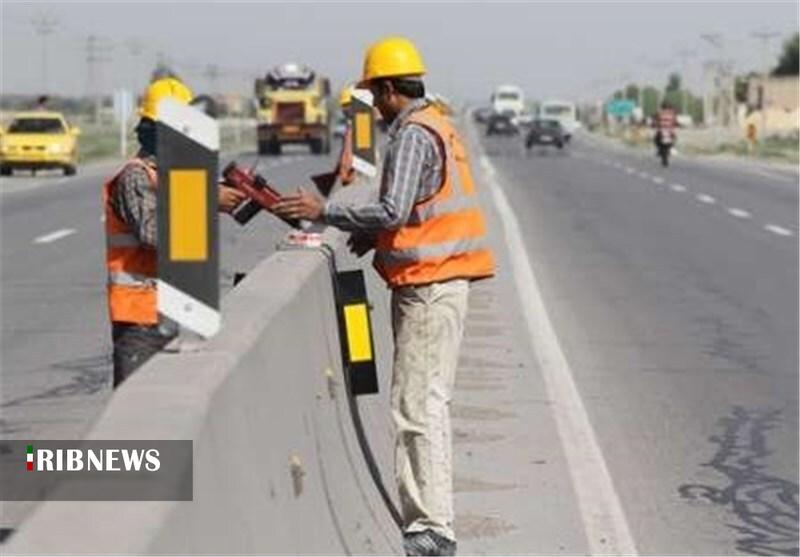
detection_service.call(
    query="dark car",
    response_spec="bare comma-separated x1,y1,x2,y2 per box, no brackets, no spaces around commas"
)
486,111,519,136
472,106,492,124
525,118,566,149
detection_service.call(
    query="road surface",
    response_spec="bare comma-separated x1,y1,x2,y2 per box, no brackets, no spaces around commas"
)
476,125,798,555
1,121,798,555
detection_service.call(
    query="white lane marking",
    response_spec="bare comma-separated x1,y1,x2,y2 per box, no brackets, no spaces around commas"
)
33,228,76,244
743,165,797,184
696,194,716,205
670,183,687,192
727,208,752,219
625,167,635,174
638,172,651,179
478,153,638,556
652,176,665,185
764,224,794,237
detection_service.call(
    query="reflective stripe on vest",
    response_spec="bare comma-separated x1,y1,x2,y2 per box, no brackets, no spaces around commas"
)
106,232,141,248
104,158,159,324
374,236,490,267
108,270,158,287
373,106,495,287
405,194,478,226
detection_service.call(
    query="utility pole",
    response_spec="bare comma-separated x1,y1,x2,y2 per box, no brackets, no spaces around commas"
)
125,38,144,92
30,12,58,94
701,33,723,146
676,48,696,117
751,30,780,140
86,35,113,123
204,64,220,95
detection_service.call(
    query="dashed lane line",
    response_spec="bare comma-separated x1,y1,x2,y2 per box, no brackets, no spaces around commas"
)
696,194,717,205
727,208,752,219
33,228,76,244
670,183,687,192
764,224,794,237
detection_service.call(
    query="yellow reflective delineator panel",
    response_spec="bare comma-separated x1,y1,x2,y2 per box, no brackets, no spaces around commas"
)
335,269,378,395
343,303,373,362
354,113,372,150
169,169,208,261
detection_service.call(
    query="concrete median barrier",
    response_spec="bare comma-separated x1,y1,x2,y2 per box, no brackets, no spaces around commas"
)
5,189,402,554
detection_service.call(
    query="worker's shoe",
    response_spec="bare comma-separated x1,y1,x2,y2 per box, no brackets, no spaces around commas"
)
402,529,456,556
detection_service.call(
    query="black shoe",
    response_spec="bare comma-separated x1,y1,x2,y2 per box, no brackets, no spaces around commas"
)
403,529,457,556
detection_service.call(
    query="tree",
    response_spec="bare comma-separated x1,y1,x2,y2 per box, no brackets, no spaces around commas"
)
773,33,799,76
688,94,704,124
663,89,683,111
734,76,749,104
625,84,640,103
642,86,660,118
666,72,682,92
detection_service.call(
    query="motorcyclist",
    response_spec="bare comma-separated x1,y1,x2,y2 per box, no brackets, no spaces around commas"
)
653,101,678,152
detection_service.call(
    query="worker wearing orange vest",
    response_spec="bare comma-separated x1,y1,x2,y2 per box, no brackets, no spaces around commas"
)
105,76,245,387
274,37,495,556
336,85,356,186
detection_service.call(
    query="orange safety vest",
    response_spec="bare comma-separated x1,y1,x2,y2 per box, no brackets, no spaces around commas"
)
373,106,495,287
337,124,356,186
103,158,158,325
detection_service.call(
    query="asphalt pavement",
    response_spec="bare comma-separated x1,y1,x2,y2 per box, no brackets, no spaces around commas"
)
475,124,798,555
0,147,335,440
1,121,798,555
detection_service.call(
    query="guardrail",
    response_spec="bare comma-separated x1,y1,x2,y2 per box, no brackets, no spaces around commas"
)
5,187,401,554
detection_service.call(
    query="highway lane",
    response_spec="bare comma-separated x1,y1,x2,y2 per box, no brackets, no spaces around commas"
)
577,132,799,235
0,148,336,440
477,127,798,555
1,121,797,553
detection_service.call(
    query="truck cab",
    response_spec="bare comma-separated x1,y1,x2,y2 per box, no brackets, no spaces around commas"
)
491,85,525,118
255,63,332,155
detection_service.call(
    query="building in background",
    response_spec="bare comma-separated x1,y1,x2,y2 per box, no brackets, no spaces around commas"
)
744,75,799,136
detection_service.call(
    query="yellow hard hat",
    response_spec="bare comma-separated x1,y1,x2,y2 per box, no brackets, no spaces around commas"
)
360,36,426,85
139,77,194,120
339,84,354,107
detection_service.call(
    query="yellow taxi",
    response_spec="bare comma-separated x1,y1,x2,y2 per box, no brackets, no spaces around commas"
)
0,112,80,176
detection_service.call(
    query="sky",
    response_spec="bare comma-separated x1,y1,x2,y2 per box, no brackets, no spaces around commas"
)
1,1,797,104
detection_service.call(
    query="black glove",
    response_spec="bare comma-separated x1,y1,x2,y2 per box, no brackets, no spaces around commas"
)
347,233,376,257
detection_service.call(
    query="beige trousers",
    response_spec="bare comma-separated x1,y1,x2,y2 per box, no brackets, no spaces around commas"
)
390,278,470,542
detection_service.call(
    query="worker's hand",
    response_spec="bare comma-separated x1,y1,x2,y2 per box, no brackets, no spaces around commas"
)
218,185,247,214
272,187,325,222
347,233,376,257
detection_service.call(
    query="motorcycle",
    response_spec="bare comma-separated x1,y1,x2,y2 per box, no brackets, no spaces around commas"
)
655,130,674,167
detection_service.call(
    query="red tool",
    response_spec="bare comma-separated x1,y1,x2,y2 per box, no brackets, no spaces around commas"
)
222,161,300,228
